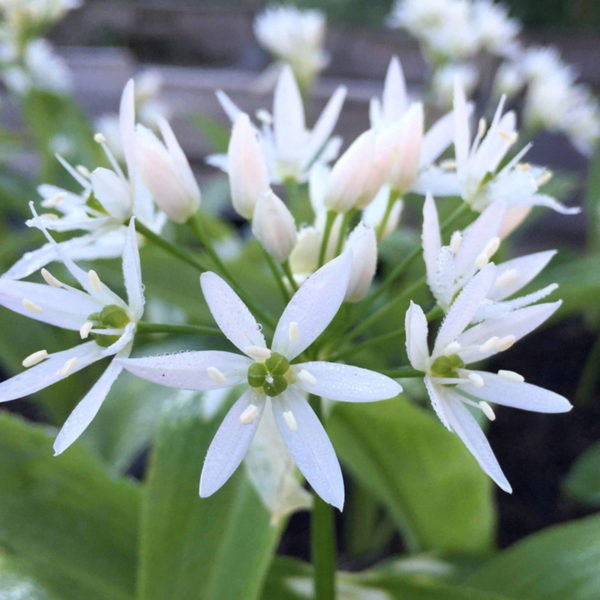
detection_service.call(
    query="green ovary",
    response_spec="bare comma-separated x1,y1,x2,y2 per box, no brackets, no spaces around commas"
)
87,304,129,347
247,352,292,397
430,354,465,379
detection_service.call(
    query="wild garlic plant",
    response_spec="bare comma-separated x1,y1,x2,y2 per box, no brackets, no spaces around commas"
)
0,54,579,596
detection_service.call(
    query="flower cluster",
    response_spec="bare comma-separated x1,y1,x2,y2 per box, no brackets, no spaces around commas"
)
0,44,577,511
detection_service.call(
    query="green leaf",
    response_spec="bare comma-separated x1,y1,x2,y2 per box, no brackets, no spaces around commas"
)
328,397,495,553
562,442,600,506
468,514,600,599
0,554,59,600
263,556,511,600
585,151,600,252
138,396,281,600
0,412,139,600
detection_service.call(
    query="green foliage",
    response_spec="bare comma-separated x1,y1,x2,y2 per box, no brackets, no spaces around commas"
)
328,397,495,554
0,412,139,600
468,515,600,599
137,396,281,600
562,442,600,506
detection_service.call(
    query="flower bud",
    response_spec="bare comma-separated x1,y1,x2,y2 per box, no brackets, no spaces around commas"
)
363,185,404,240
290,226,320,277
387,102,423,194
134,117,200,223
344,222,377,302
252,190,297,262
228,113,270,219
324,130,376,213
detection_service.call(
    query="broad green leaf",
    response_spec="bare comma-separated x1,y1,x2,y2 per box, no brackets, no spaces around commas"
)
468,514,600,600
328,398,495,553
138,396,281,600
263,556,510,600
0,412,139,600
562,441,600,506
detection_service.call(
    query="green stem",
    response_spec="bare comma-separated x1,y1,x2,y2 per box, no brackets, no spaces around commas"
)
575,331,600,403
282,259,299,292
382,366,422,378
137,322,223,337
311,397,336,600
376,188,399,241
333,209,355,257
318,210,337,267
135,220,210,273
263,250,290,303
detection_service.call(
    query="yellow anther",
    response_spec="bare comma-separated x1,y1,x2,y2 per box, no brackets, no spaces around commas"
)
22,349,48,368
23,298,43,313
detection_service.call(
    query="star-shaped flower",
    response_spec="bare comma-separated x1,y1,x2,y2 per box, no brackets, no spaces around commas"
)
119,253,402,509
0,216,144,455
405,264,571,492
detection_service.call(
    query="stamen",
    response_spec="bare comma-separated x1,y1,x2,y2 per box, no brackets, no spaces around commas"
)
60,357,78,377
495,335,516,352
297,369,317,386
23,298,43,313
516,162,531,172
479,401,496,421
444,341,461,354
255,109,273,125
498,130,518,144
87,270,102,293
283,409,298,432
475,236,500,269
41,191,67,208
289,321,299,343
41,268,62,288
477,118,487,138
239,403,259,425
449,231,462,254
537,170,552,186
243,345,271,360
39,213,58,220
498,369,525,383
94,132,107,144
495,268,519,288
207,366,226,385
440,159,457,171
479,336,499,353
76,164,90,178
22,349,48,367
79,321,94,339
468,373,485,388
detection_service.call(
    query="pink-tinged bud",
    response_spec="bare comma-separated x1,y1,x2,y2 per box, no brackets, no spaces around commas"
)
499,205,531,239
134,118,200,223
227,113,270,219
252,190,297,262
324,130,377,213
344,223,377,302
387,102,423,194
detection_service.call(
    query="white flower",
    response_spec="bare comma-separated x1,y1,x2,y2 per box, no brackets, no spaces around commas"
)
405,265,571,492
422,194,558,317
430,62,478,109
227,113,270,219
254,4,328,91
343,222,377,303
119,253,402,509
0,217,144,455
2,80,166,280
471,0,520,55
211,66,346,184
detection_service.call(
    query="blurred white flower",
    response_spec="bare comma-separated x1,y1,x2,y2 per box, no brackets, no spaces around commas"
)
120,254,402,509
405,266,571,492
254,4,328,91
430,62,478,109
471,0,520,55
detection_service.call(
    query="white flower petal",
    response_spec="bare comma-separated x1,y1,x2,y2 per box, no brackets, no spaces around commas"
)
405,301,430,372
382,55,408,121
489,250,556,301
424,377,453,430
273,389,344,510
118,350,250,390
0,279,100,330
293,361,402,401
89,167,131,221
412,168,460,197
119,79,136,178
474,283,558,321
200,272,267,353
215,89,244,123
453,82,470,169
422,193,441,290
200,390,265,497
272,252,352,360
273,66,306,163
0,342,102,402
459,371,572,413
433,264,496,356
454,201,504,278
53,359,123,455
420,109,454,167
526,194,580,215
122,218,145,320
443,392,512,492
457,301,561,363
